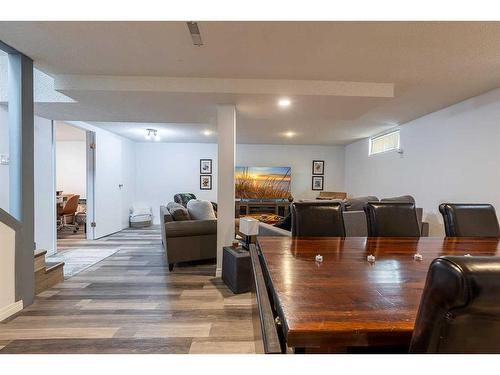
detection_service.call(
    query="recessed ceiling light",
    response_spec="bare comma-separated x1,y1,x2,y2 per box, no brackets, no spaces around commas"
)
203,130,212,136
285,131,295,138
278,98,291,108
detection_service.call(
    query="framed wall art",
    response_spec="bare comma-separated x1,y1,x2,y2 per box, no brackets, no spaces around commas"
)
312,176,324,191
200,175,212,190
200,159,213,174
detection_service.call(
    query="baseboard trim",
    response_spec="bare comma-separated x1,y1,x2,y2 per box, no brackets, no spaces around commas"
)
0,300,23,322
215,267,222,278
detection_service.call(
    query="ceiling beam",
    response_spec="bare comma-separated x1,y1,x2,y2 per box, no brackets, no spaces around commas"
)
55,75,394,98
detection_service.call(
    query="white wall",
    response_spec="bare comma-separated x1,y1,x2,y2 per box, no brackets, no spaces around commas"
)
345,88,500,235
134,142,345,224
34,117,56,255
56,141,86,198
134,143,217,224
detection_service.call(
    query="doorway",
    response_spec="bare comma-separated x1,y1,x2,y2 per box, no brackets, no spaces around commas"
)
55,123,89,241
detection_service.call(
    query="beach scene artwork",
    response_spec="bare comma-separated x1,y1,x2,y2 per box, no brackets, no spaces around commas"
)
235,166,291,199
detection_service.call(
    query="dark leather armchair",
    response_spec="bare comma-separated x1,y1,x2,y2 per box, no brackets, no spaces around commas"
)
410,256,500,353
291,201,345,237
439,203,500,237
364,202,420,237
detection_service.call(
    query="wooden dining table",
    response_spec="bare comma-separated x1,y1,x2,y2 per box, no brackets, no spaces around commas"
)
254,236,500,353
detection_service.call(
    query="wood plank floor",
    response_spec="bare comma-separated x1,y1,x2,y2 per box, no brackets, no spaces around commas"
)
0,226,257,354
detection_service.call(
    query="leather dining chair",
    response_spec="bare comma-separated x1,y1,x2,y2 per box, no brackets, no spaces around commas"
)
409,256,500,353
291,201,345,237
439,203,500,237
438,203,451,235
364,202,420,237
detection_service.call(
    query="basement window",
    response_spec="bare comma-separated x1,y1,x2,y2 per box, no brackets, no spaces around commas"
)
369,130,400,156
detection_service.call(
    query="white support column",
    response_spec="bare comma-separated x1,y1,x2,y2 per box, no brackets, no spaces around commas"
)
216,105,236,277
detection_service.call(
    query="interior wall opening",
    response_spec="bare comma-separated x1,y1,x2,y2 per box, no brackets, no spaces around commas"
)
55,122,88,242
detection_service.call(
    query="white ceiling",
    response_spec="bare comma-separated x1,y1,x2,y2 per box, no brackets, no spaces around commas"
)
2,21,500,144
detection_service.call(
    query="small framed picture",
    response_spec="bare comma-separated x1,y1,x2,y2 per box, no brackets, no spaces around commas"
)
200,175,212,190
200,159,212,174
312,160,324,175
312,176,324,191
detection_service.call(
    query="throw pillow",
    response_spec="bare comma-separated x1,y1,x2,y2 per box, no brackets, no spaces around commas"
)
167,202,191,221
174,193,197,207
187,199,217,220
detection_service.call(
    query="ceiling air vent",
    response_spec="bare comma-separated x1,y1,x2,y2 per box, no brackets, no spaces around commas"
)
187,21,203,46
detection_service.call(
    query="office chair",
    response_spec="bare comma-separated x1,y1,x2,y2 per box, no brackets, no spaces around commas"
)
57,194,81,233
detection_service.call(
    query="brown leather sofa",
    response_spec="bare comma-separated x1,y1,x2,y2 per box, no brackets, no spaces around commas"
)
160,205,217,271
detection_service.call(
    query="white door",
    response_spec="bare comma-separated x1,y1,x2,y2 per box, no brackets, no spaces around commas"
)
94,132,123,238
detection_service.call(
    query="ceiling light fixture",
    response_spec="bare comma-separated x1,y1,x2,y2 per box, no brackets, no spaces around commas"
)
187,21,203,46
285,131,296,138
145,128,159,141
278,98,291,108
203,130,212,136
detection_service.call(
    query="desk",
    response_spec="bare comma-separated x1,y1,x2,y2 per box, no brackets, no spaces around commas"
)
255,236,500,352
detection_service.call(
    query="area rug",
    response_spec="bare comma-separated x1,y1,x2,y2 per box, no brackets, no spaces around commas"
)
47,248,119,278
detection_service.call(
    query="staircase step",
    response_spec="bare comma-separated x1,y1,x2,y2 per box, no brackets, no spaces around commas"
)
45,261,65,272
34,250,48,272
34,249,47,258
35,261,65,294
